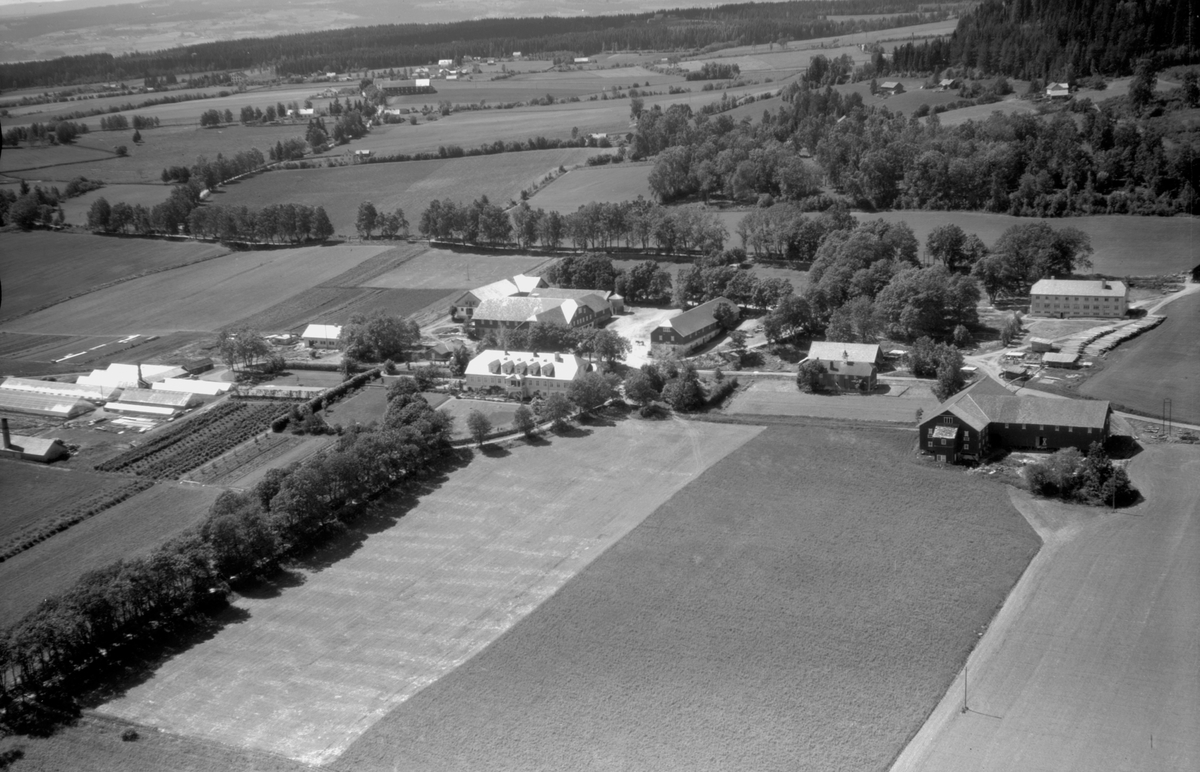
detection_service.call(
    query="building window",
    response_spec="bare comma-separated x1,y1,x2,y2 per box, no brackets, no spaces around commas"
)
940,439,947,446
942,417,954,425
1037,437,1048,449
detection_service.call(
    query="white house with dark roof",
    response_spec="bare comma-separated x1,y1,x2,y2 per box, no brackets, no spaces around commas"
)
1029,279,1127,318
1045,82,1071,99
463,350,591,398
805,342,882,391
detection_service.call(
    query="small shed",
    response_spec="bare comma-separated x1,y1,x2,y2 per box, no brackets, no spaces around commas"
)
609,294,625,314
1029,337,1055,353
1042,351,1080,368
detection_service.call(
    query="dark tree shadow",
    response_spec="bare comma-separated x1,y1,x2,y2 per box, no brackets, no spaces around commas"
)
480,444,511,458
234,567,307,599
551,424,593,439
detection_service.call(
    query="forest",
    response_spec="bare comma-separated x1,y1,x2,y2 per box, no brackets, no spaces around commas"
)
892,0,1196,80
0,1,931,89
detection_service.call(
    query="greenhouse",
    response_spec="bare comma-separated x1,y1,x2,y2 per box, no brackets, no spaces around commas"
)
105,402,181,417
0,376,119,402
78,363,188,389
116,388,199,409
153,378,230,396
0,390,95,418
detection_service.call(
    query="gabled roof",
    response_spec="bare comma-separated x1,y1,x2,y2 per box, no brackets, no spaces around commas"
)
826,359,876,377
660,297,737,338
512,274,546,293
1030,279,1126,298
3,434,67,460
456,274,547,305
473,296,567,323
464,350,587,382
809,342,881,364
924,377,1109,432
530,287,611,302
302,324,342,340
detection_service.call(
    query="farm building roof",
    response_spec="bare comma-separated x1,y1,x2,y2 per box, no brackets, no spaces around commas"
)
0,391,95,418
457,274,548,306
301,324,342,341
465,350,588,383
660,297,737,338
105,402,181,417
825,359,876,377
1030,279,1126,298
473,296,569,323
530,287,611,301
153,378,230,395
1,376,118,402
926,377,1108,432
1042,352,1080,366
808,342,881,365
0,434,68,462
117,388,198,408
77,363,187,389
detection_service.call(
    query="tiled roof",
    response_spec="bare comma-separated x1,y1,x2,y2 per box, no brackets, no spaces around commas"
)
661,297,737,338
530,288,610,301
1030,279,1126,298
809,342,881,364
926,377,1109,432
465,350,587,382
473,297,568,323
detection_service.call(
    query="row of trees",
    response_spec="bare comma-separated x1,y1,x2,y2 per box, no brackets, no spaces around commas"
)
355,202,409,239
476,322,632,367
0,381,455,700
185,202,335,243
98,114,158,131
2,120,88,146
0,183,64,230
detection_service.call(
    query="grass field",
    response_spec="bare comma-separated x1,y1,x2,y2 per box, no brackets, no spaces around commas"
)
727,377,939,422
6,123,329,184
58,183,169,224
1,244,390,336
0,482,223,629
526,163,655,212
439,397,519,439
362,248,553,289
896,443,1200,771
0,231,230,322
851,211,1200,276
96,418,762,765
322,383,388,427
938,98,1039,127
332,423,1039,772
0,142,117,174
1078,290,1200,425
214,148,598,236
0,462,126,551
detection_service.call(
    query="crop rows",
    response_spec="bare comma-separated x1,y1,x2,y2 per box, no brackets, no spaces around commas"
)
97,402,291,479
0,478,155,562
185,433,304,485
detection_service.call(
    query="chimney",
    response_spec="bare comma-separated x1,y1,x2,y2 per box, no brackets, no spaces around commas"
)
137,362,149,389
2,418,10,450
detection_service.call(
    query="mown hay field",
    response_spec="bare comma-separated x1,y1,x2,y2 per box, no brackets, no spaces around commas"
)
360,248,554,290
526,163,655,212
97,418,763,765
321,383,389,427
0,142,117,175
0,231,230,322
1,244,390,336
58,183,169,224
0,462,126,549
213,148,597,238
0,482,223,629
1078,290,1200,425
333,423,1039,772
851,211,1200,276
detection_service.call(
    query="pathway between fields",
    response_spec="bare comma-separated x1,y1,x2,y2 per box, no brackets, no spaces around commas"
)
890,443,1200,772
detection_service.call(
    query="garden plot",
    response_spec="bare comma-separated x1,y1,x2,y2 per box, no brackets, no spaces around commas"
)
97,418,763,765
333,423,1038,772
727,377,939,422
1,244,389,336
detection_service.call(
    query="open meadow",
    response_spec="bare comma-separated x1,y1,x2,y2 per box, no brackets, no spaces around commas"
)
96,417,763,765
0,231,230,322
1078,290,1200,425
0,244,390,336
439,397,519,440
213,148,597,237
526,162,655,212
320,383,388,427
58,184,170,224
332,422,1039,772
0,482,224,629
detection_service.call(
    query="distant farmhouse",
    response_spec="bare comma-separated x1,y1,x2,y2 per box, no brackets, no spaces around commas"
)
806,342,882,391
452,276,617,333
1045,82,1071,99
650,297,738,356
302,324,342,349
377,79,436,96
879,81,904,95
1029,279,1127,318
464,349,590,398
920,378,1111,464
937,77,959,90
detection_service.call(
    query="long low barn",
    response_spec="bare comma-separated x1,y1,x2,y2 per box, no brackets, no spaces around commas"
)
0,390,95,418
0,376,119,402
153,378,231,396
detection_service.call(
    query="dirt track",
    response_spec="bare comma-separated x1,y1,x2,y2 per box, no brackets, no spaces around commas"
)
891,443,1200,772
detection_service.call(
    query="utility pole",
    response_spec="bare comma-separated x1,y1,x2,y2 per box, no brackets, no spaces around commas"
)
962,663,968,713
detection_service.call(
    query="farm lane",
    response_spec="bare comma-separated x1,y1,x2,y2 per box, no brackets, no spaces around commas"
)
890,443,1200,772
96,419,763,766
